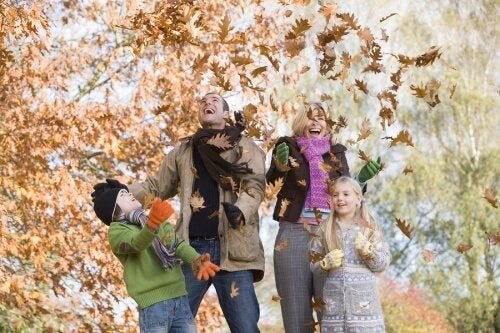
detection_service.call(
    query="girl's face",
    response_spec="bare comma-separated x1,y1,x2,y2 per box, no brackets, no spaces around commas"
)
305,107,328,138
330,182,362,220
115,189,142,217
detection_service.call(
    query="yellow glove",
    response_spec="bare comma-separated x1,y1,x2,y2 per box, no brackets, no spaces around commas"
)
320,249,344,271
355,231,374,259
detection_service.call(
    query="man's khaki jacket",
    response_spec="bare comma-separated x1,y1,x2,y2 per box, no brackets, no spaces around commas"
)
130,135,266,281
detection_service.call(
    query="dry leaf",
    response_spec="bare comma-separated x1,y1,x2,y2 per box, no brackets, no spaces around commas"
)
308,251,323,263
207,133,232,150
457,243,473,254
482,188,498,208
356,118,372,143
358,150,372,163
208,210,219,220
189,190,206,212
266,177,284,201
230,281,239,298
422,249,436,263
320,3,338,20
395,218,413,239
272,295,281,302
297,179,307,188
274,239,289,252
354,79,369,94
142,193,155,209
387,129,414,147
379,13,397,23
487,231,500,245
312,297,326,312
402,165,413,175
220,176,238,193
289,156,300,168
278,198,291,217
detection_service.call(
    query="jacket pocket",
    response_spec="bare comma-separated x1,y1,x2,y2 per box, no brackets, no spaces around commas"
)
323,280,343,317
347,285,379,317
227,223,260,262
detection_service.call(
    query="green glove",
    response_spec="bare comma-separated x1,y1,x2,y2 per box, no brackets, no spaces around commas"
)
275,142,289,166
357,157,382,183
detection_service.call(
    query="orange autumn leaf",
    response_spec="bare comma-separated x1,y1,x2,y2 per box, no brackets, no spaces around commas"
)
388,129,414,147
395,218,413,239
207,133,233,150
457,244,473,254
402,165,414,175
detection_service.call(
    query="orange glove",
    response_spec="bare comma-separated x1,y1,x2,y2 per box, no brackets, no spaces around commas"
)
192,253,220,281
146,198,174,231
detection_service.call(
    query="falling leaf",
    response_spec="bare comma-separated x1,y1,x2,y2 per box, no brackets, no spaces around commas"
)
297,179,307,187
142,193,155,209
275,239,289,252
395,218,413,239
336,12,359,30
320,3,338,20
457,244,473,254
379,13,397,23
402,165,413,175
251,66,267,77
387,129,414,147
422,249,436,263
278,198,291,217
220,176,238,193
189,191,206,212
272,295,281,302
208,210,219,220
266,177,284,201
289,156,300,168
482,188,498,208
357,27,374,45
218,14,233,42
358,150,372,163
207,133,233,150
318,161,332,174
230,281,239,298
312,297,326,312
354,79,368,94
308,251,323,263
285,18,311,39
410,83,427,98
449,83,457,99
415,46,442,67
487,231,500,245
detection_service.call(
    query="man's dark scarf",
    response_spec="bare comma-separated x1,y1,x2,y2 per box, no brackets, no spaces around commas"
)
191,121,252,190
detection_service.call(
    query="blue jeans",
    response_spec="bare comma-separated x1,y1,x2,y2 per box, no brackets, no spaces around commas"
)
139,296,196,333
182,238,260,333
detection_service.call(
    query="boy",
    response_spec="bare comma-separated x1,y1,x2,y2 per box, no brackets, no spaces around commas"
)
91,179,219,332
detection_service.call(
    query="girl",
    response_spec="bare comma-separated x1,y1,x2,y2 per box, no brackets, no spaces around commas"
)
310,176,390,332
266,103,381,332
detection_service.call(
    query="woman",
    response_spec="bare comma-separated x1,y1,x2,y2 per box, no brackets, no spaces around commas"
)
266,102,380,333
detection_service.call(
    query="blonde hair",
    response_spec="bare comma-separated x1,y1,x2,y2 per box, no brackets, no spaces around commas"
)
292,102,336,144
321,176,383,252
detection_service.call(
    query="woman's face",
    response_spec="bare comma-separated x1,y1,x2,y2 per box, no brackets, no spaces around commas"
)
305,107,328,138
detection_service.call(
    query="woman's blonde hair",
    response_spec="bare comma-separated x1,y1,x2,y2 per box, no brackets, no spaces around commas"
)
321,176,383,252
292,102,336,144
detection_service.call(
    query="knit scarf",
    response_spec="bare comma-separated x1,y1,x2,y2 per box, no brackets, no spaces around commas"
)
296,135,331,210
120,208,183,270
191,125,252,190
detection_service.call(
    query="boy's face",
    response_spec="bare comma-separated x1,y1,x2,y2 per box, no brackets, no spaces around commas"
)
115,189,142,217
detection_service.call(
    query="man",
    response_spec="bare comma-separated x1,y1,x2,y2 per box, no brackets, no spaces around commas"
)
129,93,265,332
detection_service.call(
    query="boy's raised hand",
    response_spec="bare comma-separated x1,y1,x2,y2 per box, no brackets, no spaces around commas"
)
146,198,174,231
192,253,220,281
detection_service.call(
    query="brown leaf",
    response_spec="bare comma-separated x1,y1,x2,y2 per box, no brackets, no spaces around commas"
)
388,130,414,147
278,198,291,217
272,294,282,302
220,176,238,193
312,297,326,312
336,12,359,30
266,177,284,201
422,249,436,263
379,13,397,23
308,251,323,263
207,133,233,150
190,166,199,179
487,231,500,245
358,150,372,163
289,156,299,168
449,83,457,99
274,239,289,252
402,165,413,175
354,117,372,143
230,281,239,298
189,191,206,212
415,46,442,67
354,79,368,94
395,218,413,239
457,243,473,254
482,188,498,208
218,14,233,42
285,18,311,39
208,210,219,220
379,107,395,130
357,27,374,45
251,66,267,77
297,179,307,187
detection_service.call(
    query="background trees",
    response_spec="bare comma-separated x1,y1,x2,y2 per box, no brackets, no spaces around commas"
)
1,0,497,331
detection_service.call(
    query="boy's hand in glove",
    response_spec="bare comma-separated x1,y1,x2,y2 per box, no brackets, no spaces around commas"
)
357,157,382,183
355,231,375,259
192,253,220,281
222,202,245,229
146,198,174,232
320,249,344,271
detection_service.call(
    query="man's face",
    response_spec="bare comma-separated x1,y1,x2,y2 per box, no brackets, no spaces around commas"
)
198,93,227,129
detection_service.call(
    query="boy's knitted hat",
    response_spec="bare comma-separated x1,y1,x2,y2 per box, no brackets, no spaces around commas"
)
91,179,128,225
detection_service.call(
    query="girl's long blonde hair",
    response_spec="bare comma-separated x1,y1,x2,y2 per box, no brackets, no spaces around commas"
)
321,176,384,252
